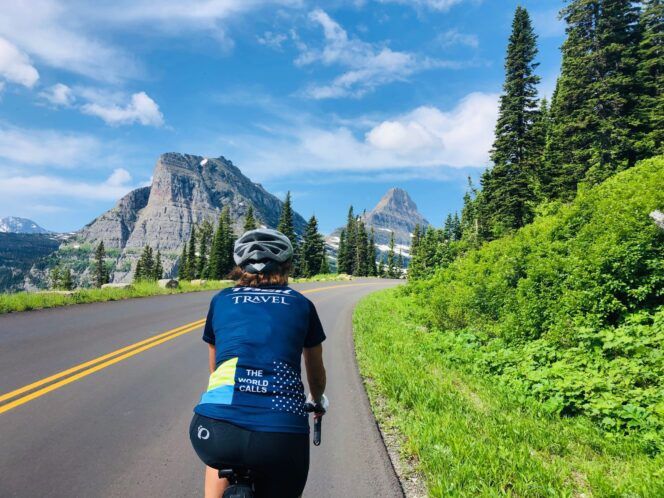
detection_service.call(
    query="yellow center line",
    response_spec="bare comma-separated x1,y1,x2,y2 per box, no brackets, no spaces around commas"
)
0,281,380,415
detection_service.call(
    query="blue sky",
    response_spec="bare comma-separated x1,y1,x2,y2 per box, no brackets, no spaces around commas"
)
0,0,565,234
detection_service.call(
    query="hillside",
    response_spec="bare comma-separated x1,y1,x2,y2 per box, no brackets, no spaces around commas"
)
0,217,50,234
0,233,62,291
354,157,664,495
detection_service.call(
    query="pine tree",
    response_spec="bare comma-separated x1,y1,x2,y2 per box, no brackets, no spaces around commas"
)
544,0,641,197
50,266,62,290
278,192,299,276
636,0,664,157
337,229,348,275
94,241,109,288
61,267,74,290
355,220,369,276
135,245,155,282
397,250,404,277
320,250,330,274
220,207,235,276
409,224,424,280
301,215,325,277
342,207,357,275
244,205,258,231
481,6,540,238
153,250,163,280
193,221,211,278
368,228,378,276
186,226,197,280
178,244,189,281
386,232,397,278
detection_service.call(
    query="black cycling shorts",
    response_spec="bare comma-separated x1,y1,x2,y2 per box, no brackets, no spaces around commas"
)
189,413,310,498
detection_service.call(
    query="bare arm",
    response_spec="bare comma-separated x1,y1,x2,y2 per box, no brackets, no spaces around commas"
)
208,344,216,374
303,344,326,401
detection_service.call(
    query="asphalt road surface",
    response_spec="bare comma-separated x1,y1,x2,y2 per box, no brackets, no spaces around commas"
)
0,279,403,497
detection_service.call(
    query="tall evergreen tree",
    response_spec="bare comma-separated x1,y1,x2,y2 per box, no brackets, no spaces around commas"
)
386,232,397,278
244,206,258,231
337,229,348,275
197,220,213,278
636,0,664,157
368,228,378,276
301,215,325,277
355,219,369,276
481,6,540,237
186,226,197,279
61,267,74,291
93,241,109,288
134,245,155,282
544,0,641,197
320,251,330,274
178,244,189,280
278,192,299,276
154,250,163,280
342,206,357,275
220,207,235,275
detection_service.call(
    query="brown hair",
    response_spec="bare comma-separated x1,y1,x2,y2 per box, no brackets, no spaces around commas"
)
229,261,291,287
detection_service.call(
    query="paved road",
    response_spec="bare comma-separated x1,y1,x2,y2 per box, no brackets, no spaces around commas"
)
0,279,403,497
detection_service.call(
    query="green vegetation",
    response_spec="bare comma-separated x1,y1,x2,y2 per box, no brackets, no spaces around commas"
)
300,215,328,278
355,158,663,495
337,206,383,277
133,245,163,282
0,280,233,315
355,290,663,496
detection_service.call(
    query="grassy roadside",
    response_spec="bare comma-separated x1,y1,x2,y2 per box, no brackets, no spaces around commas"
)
354,288,663,497
0,274,355,315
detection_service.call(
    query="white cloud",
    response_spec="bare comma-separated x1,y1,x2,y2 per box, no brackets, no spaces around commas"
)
296,9,461,99
81,91,164,127
227,91,498,179
0,36,39,87
39,83,75,106
0,123,100,167
377,0,465,11
0,168,136,202
257,31,289,50
0,1,139,83
437,29,479,48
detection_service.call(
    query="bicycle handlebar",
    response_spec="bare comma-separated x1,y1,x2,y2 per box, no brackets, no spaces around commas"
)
303,401,325,446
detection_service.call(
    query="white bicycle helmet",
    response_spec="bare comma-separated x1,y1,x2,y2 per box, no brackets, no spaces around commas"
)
233,228,293,274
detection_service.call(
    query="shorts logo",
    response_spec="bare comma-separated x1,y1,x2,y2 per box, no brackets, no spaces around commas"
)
197,425,210,440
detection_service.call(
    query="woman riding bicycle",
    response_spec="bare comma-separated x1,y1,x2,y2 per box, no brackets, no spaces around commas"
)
189,228,329,498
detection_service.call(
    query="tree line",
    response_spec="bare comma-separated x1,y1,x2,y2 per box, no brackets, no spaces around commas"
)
412,0,662,279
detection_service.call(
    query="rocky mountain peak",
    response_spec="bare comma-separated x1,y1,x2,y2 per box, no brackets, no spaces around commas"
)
372,188,420,217
0,217,50,234
77,152,306,282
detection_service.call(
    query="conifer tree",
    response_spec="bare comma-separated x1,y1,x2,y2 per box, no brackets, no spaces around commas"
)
154,250,163,280
397,250,404,277
544,0,641,197
342,207,357,275
278,192,299,276
337,229,348,275
386,232,397,278
368,228,378,276
186,226,197,279
221,207,235,275
178,244,189,281
94,241,109,288
244,206,258,231
355,219,369,276
481,6,540,237
636,0,663,157
301,215,325,277
197,220,213,278
135,245,155,282
320,251,330,274
61,267,74,290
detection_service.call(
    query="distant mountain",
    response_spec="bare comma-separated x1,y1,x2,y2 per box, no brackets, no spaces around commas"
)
0,217,50,234
0,233,63,291
327,187,429,259
75,152,307,282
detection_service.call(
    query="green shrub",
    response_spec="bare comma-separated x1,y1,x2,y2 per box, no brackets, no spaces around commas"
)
404,157,664,451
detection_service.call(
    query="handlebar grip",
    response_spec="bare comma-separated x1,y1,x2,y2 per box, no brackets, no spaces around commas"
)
313,417,322,446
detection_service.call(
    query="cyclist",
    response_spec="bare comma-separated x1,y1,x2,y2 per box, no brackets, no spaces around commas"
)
189,228,329,498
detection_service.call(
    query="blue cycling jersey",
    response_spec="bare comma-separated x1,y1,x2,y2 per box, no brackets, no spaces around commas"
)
194,285,326,434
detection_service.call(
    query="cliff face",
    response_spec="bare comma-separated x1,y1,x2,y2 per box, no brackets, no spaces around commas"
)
364,188,429,248
78,152,306,281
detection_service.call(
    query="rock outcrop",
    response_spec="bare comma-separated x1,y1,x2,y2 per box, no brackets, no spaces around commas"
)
77,152,306,281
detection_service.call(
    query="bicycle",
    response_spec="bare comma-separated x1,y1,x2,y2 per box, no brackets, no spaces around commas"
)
217,400,325,498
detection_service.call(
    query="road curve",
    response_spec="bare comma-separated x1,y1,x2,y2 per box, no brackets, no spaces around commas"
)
0,279,403,497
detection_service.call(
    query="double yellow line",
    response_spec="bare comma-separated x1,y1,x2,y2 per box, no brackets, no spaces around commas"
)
0,282,377,415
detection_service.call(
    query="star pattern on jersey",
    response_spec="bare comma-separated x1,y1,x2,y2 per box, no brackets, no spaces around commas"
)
271,360,306,417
